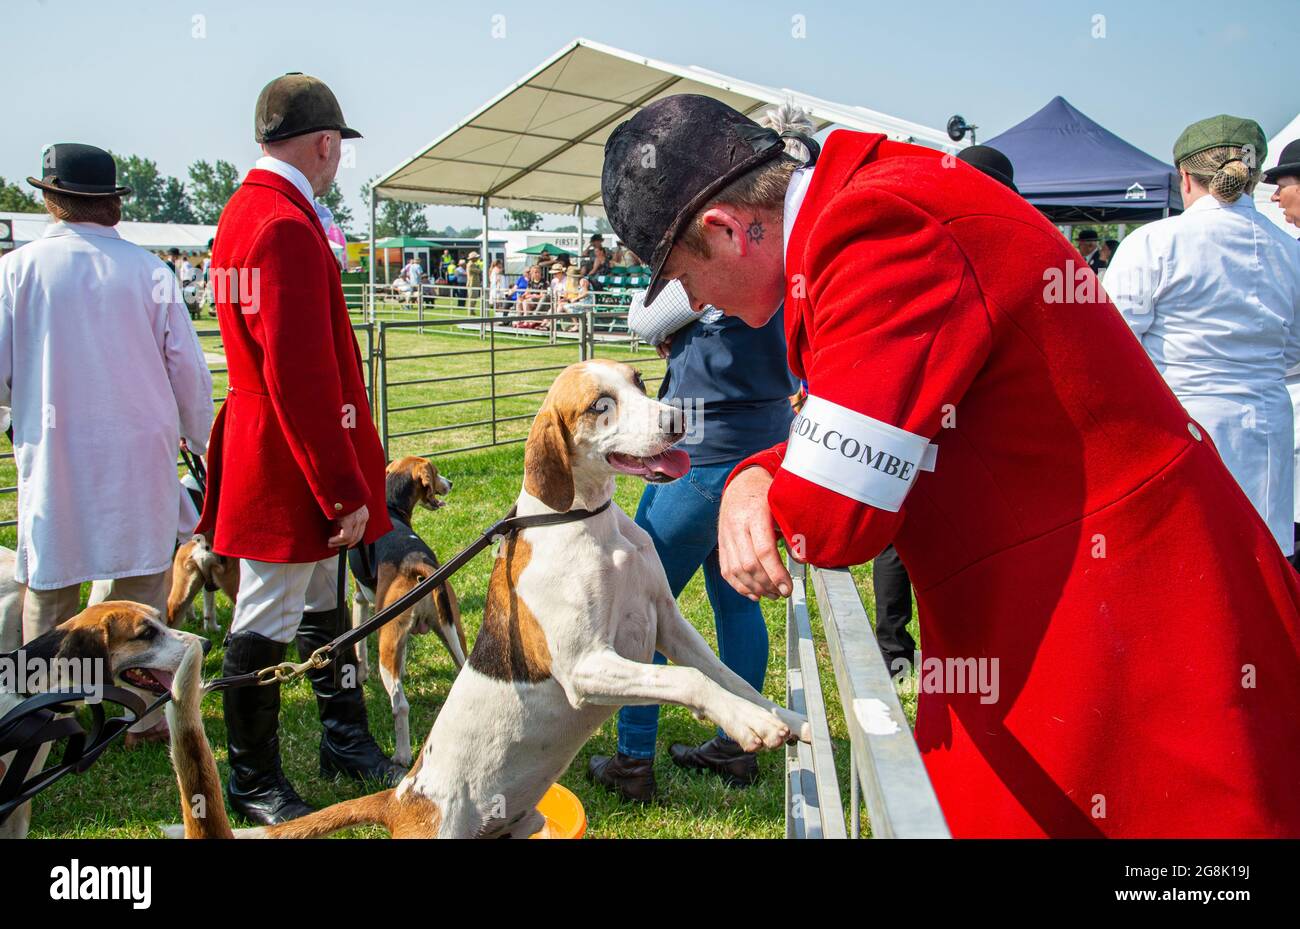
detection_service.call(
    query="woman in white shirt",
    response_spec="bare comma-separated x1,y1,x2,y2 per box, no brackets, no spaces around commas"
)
1105,116,1300,555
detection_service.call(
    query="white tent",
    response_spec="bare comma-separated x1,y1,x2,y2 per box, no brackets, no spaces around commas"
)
374,38,954,215
1253,112,1300,234
369,37,955,311
0,210,217,251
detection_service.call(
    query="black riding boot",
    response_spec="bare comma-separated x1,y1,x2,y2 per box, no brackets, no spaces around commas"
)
296,609,405,786
222,632,314,825
668,735,760,787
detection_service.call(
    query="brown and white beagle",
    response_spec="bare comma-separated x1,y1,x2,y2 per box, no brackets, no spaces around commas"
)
348,455,462,766
166,533,240,634
1,602,205,839
163,360,809,838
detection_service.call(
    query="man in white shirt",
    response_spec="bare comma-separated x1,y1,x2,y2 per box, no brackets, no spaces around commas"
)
1106,116,1300,555
1,144,213,636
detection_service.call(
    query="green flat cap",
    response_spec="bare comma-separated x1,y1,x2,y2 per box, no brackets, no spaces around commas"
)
1173,114,1266,166
255,72,361,144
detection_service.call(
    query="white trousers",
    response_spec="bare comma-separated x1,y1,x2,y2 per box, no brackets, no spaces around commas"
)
230,555,342,644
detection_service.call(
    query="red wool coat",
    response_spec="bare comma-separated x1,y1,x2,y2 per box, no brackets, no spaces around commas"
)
734,130,1300,837
196,169,391,563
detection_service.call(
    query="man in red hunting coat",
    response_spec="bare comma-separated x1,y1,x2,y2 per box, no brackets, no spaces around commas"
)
198,73,399,825
601,95,1300,838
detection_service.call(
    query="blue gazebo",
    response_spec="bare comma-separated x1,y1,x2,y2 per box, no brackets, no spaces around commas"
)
984,96,1181,223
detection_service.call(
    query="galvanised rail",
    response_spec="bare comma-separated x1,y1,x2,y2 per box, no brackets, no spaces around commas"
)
786,557,951,839
373,309,664,459
341,282,637,328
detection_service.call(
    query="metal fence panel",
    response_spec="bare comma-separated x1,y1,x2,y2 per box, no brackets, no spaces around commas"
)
786,560,847,838
810,565,950,839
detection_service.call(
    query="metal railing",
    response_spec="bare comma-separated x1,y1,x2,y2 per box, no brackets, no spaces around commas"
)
786,557,951,839
341,281,639,325
374,308,664,459
376,311,588,457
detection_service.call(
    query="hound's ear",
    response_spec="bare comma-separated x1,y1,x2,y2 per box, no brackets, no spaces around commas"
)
56,624,111,679
385,462,418,511
524,407,574,512
418,459,440,499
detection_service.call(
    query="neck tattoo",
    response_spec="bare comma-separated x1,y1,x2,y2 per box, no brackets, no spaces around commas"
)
747,219,765,245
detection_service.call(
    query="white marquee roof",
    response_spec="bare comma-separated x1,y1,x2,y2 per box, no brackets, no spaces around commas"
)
0,211,217,251
374,38,956,216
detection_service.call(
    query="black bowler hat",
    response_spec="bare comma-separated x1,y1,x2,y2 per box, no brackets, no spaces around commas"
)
255,73,361,143
1263,139,1300,185
956,144,1018,193
601,94,790,304
27,143,132,198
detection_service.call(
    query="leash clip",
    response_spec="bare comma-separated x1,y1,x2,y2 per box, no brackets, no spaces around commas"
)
256,661,304,685
254,646,333,686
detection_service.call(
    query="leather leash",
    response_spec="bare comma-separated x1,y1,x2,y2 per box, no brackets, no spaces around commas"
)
180,446,207,495
203,500,612,693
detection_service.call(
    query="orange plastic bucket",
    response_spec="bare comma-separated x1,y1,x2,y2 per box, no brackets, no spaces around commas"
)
529,783,587,839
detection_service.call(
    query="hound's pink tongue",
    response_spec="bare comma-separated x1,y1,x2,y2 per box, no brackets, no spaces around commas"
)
150,668,174,691
608,449,691,479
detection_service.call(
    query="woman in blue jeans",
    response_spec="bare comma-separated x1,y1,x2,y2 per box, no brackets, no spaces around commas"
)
587,285,796,802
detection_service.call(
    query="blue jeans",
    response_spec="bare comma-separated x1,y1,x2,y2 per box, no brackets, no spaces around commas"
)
616,461,769,759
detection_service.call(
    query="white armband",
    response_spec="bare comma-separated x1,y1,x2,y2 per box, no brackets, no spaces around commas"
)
782,395,937,512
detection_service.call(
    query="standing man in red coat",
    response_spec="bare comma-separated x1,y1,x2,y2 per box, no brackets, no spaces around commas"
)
198,74,400,825
601,95,1300,837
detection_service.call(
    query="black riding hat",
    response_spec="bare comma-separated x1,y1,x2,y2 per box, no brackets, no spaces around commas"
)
27,143,132,198
255,72,362,144
956,144,1018,193
601,95,791,305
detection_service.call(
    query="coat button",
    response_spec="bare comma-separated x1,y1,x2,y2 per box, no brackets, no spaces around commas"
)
1188,422,1202,441
333,503,343,512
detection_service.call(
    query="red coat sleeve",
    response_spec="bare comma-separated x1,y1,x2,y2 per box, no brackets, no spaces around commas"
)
732,186,992,567
245,217,369,520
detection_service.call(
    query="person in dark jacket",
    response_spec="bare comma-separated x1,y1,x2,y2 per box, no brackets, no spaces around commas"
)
586,279,797,801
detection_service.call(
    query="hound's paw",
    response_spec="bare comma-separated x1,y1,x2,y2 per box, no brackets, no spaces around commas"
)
722,700,795,752
771,705,812,744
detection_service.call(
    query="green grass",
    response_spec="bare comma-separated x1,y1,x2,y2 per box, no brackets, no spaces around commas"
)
15,307,920,839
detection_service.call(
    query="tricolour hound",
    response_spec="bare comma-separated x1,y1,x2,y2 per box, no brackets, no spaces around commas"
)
348,455,463,766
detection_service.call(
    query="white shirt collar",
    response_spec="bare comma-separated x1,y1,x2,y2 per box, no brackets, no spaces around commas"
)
42,220,121,241
1185,192,1257,214
254,156,316,208
254,156,334,233
783,166,815,263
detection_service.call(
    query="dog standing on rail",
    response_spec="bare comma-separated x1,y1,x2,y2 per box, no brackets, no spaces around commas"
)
349,455,464,766
165,360,810,838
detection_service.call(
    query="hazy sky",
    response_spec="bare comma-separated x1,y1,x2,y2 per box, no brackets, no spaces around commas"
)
5,0,1295,230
